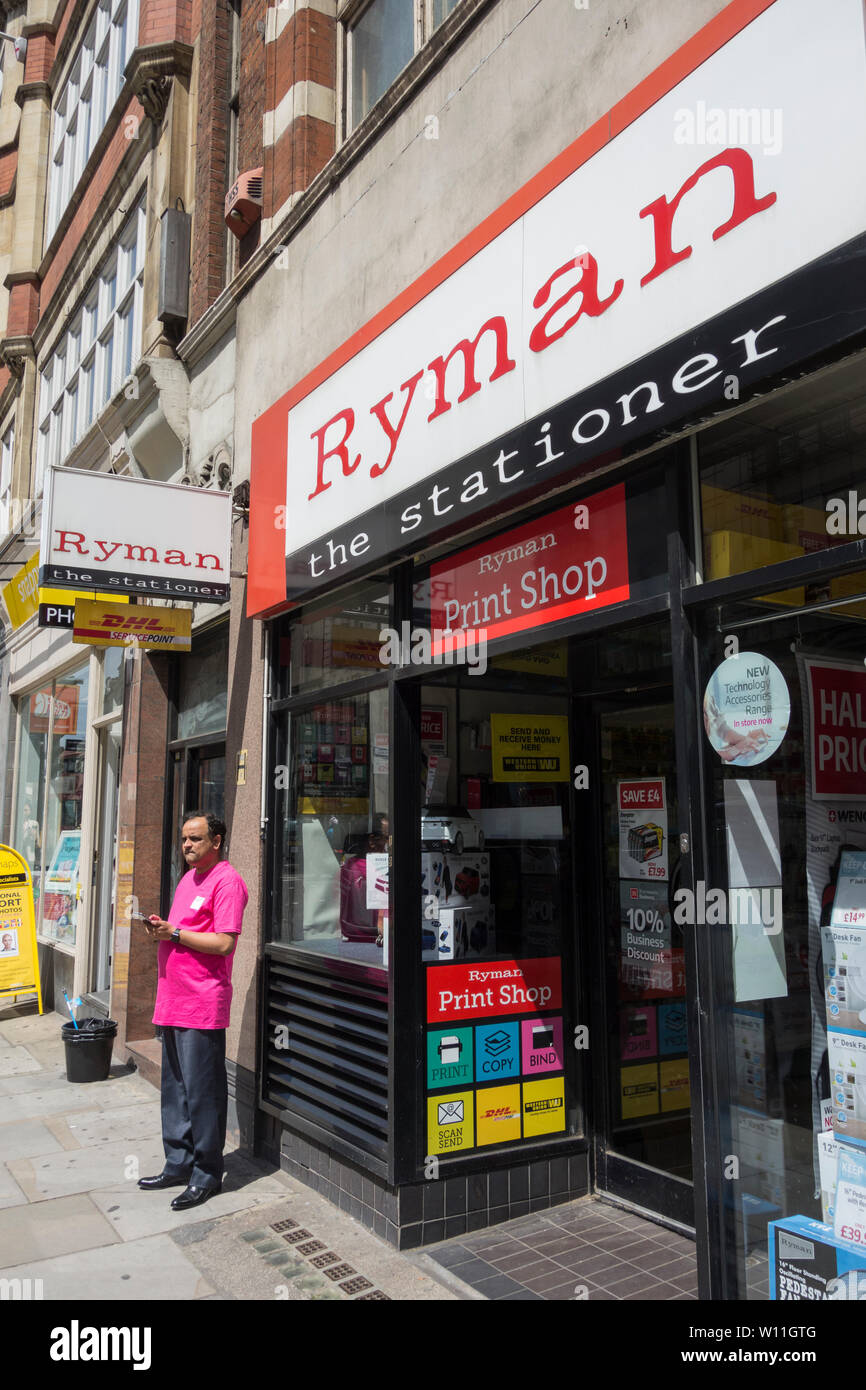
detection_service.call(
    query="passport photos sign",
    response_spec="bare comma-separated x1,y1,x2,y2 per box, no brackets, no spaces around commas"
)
0,845,43,1011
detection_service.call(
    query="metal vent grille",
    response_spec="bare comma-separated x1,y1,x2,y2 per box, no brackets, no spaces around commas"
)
264,954,389,1157
247,176,263,201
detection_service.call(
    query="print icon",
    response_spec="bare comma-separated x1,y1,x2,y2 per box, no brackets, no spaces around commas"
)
438,1036,462,1065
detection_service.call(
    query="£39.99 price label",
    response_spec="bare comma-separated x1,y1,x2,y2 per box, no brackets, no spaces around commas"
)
835,1143,866,1247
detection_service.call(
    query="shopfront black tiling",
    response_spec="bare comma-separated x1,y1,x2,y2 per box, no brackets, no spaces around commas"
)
444,1177,467,1215
509,1167,530,1202
529,1164,549,1198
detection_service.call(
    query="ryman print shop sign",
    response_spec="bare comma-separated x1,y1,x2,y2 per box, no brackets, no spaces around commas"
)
248,0,866,615
40,468,232,604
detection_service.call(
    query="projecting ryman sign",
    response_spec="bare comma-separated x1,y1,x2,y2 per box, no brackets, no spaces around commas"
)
40,468,232,603
248,0,866,616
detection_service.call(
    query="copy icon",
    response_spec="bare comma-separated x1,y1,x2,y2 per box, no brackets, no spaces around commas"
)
484,1030,511,1057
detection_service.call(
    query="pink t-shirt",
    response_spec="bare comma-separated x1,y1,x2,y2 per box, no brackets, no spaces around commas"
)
152,859,248,1029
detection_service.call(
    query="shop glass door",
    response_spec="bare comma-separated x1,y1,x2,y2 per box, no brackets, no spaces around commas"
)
591,696,694,1226
90,721,121,1000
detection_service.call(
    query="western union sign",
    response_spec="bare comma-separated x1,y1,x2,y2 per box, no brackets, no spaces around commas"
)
73,599,192,650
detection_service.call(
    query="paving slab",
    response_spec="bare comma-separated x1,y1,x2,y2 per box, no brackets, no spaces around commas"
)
0,1046,42,1078
19,1039,71,1068
52,1102,163,1150
0,1087,104,1122
0,1162,29,1210
89,1161,293,1242
0,1011,66,1044
0,1192,121,1265
0,1231,215,1300
7,1136,167,1202
0,1118,66,1161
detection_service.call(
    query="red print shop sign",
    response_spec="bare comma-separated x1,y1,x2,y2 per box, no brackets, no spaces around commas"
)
429,484,628,650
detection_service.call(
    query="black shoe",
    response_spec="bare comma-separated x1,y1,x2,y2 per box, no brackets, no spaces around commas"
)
170,1184,221,1211
138,1172,190,1191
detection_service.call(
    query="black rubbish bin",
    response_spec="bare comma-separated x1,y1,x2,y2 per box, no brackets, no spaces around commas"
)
61,1017,118,1083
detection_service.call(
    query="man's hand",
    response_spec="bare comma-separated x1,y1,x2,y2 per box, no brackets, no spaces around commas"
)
147,915,174,941
145,915,236,956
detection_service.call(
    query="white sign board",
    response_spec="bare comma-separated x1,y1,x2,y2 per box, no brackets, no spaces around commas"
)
249,0,866,610
40,468,232,603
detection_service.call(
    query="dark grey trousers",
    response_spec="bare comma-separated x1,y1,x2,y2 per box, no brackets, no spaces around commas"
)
159,1026,227,1189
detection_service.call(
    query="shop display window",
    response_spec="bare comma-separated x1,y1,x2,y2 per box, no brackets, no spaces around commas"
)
698,596,866,1299
176,625,228,740
271,688,389,968
19,661,90,947
167,624,229,892
101,645,125,714
416,646,581,1156
699,357,866,597
273,581,390,699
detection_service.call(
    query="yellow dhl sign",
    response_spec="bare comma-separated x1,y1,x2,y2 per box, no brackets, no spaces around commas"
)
73,599,192,650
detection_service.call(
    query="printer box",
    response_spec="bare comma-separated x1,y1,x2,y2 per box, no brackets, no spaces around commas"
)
421,906,495,962
421,852,490,909
768,1215,866,1299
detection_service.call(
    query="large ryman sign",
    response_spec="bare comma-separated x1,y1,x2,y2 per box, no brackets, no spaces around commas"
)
40,468,232,603
248,0,866,616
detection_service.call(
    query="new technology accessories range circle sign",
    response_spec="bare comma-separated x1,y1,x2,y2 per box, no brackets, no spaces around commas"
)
703,651,791,766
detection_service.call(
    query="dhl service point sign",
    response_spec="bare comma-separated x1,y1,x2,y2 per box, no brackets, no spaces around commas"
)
0,845,43,1012
73,599,192,651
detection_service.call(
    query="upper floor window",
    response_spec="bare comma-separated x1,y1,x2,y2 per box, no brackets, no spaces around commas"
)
0,420,13,540
36,198,145,486
45,0,140,244
346,0,461,130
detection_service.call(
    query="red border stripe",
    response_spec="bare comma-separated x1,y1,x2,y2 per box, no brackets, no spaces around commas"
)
248,0,778,618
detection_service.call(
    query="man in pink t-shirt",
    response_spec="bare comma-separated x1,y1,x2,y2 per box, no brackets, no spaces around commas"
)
137,810,248,1210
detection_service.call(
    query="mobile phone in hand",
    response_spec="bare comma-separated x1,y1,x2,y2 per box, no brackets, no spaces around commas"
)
130,911,155,924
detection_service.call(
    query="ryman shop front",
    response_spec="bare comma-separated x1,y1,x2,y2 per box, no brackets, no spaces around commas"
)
239,0,866,1299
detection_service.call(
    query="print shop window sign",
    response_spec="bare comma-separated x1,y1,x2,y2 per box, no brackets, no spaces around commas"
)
302,149,776,508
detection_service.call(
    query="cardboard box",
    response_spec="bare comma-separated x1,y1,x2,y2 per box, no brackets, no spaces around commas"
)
817,1130,839,1224
822,924,866,1033
828,1028,866,1147
781,502,834,553
705,530,804,605
769,1215,866,1299
421,852,490,909
701,484,784,539
421,906,495,962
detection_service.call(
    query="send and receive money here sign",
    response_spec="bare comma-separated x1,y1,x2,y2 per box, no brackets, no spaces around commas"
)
491,715,570,782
